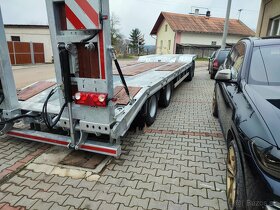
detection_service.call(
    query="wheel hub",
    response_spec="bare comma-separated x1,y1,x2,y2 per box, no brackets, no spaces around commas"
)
227,145,237,209
166,84,171,101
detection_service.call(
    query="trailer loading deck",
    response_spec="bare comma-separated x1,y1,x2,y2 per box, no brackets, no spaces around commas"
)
0,1,196,157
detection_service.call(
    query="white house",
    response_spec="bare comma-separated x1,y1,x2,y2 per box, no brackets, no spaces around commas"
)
151,12,255,57
4,24,53,63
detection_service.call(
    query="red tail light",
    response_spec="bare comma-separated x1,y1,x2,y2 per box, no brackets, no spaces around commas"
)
213,59,219,68
74,92,108,107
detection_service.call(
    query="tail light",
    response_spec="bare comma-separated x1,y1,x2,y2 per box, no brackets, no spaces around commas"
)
74,92,108,107
213,59,219,68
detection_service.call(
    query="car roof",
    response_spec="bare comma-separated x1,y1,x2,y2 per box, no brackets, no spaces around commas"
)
243,37,280,47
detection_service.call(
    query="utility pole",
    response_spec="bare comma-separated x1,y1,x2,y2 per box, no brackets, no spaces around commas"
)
221,0,232,50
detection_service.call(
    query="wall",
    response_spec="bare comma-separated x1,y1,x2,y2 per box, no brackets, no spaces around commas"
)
256,0,280,37
180,33,242,46
155,20,176,54
5,27,53,63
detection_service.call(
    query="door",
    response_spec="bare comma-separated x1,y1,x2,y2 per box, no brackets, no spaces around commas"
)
216,42,246,136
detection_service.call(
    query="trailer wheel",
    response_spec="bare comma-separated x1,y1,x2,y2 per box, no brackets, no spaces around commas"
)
159,83,173,108
146,95,158,127
186,61,195,81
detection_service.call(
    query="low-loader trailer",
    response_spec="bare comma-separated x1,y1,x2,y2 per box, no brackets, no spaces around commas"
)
0,0,196,156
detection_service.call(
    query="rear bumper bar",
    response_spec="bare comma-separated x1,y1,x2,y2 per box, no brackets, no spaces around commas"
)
7,129,121,157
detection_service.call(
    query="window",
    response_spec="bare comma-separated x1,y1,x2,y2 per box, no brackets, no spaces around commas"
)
165,24,168,32
11,36,20,42
168,40,171,50
160,40,163,50
269,17,280,36
211,41,217,46
225,42,245,79
249,45,280,86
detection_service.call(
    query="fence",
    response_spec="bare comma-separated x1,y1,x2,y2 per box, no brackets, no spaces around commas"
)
7,41,45,65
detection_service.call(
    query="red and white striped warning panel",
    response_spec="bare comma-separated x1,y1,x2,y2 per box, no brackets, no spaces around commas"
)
65,0,100,30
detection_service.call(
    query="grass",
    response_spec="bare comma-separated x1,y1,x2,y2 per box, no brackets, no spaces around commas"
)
196,58,209,62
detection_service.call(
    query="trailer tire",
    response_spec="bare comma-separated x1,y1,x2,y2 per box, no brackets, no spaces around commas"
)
186,61,195,81
146,95,158,127
159,83,173,108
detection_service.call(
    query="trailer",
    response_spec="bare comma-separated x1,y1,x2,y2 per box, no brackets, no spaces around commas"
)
0,0,196,157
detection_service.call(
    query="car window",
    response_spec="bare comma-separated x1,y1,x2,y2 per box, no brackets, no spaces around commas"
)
248,47,268,85
225,43,245,79
249,45,280,86
217,51,230,61
210,51,216,59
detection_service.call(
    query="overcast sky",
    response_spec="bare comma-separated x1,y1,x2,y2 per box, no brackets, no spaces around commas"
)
0,0,261,45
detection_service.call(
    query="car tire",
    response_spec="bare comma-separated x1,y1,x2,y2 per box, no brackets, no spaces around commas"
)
212,89,218,118
146,94,158,127
159,83,173,108
186,61,195,81
226,140,246,210
210,72,215,79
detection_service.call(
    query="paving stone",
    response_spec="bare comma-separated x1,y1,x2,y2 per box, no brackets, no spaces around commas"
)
49,183,68,194
63,195,85,208
63,177,81,187
94,191,114,202
78,188,98,199
63,185,83,197
142,190,161,200
30,200,54,210
125,187,143,197
179,194,198,206
199,197,219,209
160,191,179,203
15,196,38,209
9,176,27,185
77,179,96,190
108,185,127,195
120,179,138,188
129,197,149,209
48,192,69,205
18,187,39,198
32,191,54,201
34,181,53,191
153,183,171,193
35,173,54,182
49,203,70,210
5,184,25,195
136,181,154,191
168,202,189,210
80,199,101,210
112,193,132,206
148,199,168,210
99,201,119,210
20,178,40,188
93,183,111,193
49,175,68,185
1,193,23,205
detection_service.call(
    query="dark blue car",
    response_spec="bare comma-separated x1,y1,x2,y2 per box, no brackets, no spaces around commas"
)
212,37,280,210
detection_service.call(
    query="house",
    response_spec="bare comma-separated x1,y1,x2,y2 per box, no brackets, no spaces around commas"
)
4,24,53,63
256,0,280,37
150,12,255,57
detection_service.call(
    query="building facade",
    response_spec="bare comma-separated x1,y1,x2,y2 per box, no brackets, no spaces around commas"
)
256,0,280,37
151,12,255,57
4,25,53,63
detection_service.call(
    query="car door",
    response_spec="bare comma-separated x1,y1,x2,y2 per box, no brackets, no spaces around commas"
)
216,42,246,136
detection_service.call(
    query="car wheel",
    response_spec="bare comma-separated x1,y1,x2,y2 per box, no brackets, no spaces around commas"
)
227,140,246,210
210,72,215,79
212,89,218,118
146,94,158,126
186,61,195,81
159,83,173,108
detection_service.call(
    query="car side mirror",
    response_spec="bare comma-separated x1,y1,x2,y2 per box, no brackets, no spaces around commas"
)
215,69,232,81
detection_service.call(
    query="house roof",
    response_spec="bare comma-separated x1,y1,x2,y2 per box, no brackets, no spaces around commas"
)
4,24,49,29
151,12,255,37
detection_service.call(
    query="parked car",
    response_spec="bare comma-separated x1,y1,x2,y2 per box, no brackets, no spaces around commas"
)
212,37,280,210
209,48,230,79
208,51,217,71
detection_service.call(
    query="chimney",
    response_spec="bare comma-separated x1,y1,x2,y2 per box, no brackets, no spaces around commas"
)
194,9,199,16
206,10,211,17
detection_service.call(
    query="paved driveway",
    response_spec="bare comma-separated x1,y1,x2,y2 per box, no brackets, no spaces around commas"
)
0,62,228,210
